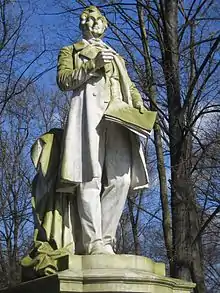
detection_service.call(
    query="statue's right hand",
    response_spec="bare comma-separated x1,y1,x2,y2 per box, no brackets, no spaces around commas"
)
94,50,114,69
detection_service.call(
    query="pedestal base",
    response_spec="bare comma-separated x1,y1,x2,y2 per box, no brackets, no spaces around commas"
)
1,255,196,293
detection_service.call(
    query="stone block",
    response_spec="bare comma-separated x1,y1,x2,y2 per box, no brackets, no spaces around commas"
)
0,255,196,293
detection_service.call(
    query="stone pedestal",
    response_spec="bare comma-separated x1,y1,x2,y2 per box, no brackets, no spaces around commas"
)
1,255,196,293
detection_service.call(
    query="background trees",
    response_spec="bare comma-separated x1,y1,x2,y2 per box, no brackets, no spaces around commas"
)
0,0,54,288
0,1,219,292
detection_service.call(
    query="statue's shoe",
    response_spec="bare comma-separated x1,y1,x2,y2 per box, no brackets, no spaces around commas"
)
89,242,115,255
103,244,115,255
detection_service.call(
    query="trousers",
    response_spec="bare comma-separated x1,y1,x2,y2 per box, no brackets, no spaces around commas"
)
77,120,131,253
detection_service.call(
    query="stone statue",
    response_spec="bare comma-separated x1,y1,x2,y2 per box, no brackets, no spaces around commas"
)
21,5,149,278
18,8,195,293
56,5,148,255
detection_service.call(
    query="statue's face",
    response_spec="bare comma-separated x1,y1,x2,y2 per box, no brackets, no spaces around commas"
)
82,10,106,39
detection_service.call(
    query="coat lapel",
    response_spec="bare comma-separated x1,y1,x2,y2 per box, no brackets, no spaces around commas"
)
73,40,100,60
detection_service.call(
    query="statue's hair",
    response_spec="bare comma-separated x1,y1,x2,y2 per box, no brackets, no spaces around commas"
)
79,6,108,30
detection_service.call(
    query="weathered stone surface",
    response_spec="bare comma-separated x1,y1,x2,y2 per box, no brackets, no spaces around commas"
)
1,255,196,293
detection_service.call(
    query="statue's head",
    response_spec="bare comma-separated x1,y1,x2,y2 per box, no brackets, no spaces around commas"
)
80,6,108,39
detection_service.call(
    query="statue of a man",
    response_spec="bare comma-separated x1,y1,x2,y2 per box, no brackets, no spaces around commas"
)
56,6,148,255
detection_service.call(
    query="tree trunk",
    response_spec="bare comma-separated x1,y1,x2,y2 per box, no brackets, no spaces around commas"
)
161,1,205,291
127,197,141,255
136,0,173,270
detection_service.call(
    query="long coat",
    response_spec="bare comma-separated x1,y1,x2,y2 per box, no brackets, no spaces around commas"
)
56,40,149,191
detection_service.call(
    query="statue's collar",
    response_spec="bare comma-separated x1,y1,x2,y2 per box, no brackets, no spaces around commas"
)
73,40,88,51
73,39,101,59
73,39,118,60
73,38,106,51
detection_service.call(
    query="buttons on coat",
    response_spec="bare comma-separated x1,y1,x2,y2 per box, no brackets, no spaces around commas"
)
92,92,97,96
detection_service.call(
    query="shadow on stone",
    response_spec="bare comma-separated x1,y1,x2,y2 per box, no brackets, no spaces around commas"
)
0,275,59,293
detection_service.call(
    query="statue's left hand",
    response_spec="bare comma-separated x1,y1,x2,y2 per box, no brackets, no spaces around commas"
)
134,102,144,114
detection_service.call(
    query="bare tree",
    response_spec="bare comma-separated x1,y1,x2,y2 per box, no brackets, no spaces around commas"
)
0,0,57,288
0,89,34,287
0,0,53,117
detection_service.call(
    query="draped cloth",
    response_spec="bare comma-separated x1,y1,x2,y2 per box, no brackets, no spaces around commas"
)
20,129,83,279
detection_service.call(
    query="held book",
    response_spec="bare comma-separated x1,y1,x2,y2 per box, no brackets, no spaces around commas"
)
104,100,157,138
